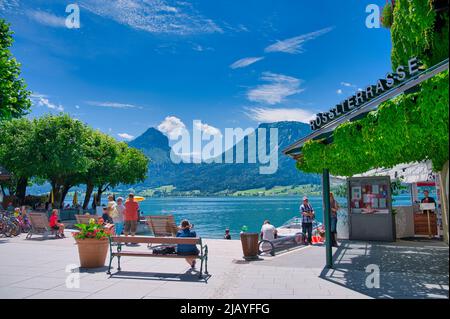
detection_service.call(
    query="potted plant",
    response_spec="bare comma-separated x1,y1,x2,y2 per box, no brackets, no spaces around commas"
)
73,217,112,268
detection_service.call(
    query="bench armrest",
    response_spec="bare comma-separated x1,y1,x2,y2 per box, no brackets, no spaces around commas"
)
202,244,208,257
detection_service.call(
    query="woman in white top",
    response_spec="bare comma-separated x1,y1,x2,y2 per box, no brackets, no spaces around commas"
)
107,195,120,236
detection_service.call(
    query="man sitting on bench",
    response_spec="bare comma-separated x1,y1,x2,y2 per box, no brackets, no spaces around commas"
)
176,220,199,269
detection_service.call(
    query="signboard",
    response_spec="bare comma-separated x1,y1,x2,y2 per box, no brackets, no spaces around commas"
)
310,57,422,131
420,203,436,211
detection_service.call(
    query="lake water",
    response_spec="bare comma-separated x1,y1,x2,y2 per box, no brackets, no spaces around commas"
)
65,194,412,239
134,195,412,239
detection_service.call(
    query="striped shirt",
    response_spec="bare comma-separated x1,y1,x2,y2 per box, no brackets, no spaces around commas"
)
300,203,314,223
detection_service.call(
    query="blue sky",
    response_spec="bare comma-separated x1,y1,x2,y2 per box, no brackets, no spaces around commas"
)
1,0,392,142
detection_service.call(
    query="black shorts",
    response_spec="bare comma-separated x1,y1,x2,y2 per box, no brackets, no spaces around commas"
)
51,225,59,230
177,248,199,256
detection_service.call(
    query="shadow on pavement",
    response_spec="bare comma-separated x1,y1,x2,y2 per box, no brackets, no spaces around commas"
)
320,240,449,299
107,269,211,283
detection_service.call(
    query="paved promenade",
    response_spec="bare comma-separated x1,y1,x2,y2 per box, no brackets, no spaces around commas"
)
0,233,448,299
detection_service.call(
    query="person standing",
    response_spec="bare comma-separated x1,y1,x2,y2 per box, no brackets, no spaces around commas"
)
330,192,339,247
260,220,277,241
124,193,139,240
107,195,118,231
224,228,231,240
300,196,315,245
114,197,125,236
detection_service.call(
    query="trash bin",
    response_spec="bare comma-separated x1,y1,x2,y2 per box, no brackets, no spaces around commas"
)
240,232,259,260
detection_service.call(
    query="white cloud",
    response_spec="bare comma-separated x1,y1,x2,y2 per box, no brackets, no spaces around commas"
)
247,72,303,105
26,10,67,28
230,57,264,69
340,82,357,88
86,101,142,109
0,0,19,11
264,26,334,54
75,105,80,109
192,44,214,52
336,89,343,94
31,93,64,112
157,116,186,140
246,107,315,124
118,133,134,140
193,121,222,137
79,0,223,35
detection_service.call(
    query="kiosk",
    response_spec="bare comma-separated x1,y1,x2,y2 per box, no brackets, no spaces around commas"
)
347,176,395,241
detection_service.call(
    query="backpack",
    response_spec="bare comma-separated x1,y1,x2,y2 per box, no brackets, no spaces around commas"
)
152,245,176,255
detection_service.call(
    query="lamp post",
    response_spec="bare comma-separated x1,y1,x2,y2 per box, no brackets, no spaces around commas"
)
323,168,333,268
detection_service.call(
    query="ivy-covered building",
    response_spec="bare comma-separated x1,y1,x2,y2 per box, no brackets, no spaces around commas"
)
284,0,449,249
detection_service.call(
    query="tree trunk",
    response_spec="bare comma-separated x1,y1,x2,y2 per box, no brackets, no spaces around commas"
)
51,182,64,209
15,176,28,205
96,185,103,207
83,182,94,210
60,184,71,208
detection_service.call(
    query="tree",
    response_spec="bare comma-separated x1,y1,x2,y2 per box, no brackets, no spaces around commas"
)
32,114,90,208
92,142,149,207
0,19,31,121
0,117,36,203
80,130,120,209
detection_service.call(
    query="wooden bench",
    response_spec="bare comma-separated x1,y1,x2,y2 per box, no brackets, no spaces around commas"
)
26,212,58,239
107,236,209,278
75,214,99,225
145,215,178,237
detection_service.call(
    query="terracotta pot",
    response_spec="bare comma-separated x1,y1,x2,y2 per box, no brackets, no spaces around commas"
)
75,238,109,268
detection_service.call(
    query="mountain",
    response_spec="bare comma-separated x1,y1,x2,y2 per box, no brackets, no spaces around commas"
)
128,121,320,193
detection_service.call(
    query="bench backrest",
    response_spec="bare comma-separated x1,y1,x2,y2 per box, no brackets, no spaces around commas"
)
75,214,99,225
28,212,50,231
145,215,178,237
111,235,201,245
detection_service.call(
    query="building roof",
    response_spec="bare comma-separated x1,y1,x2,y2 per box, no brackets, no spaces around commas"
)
283,59,449,158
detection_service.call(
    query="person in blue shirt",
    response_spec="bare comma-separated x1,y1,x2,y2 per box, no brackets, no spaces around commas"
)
176,219,199,268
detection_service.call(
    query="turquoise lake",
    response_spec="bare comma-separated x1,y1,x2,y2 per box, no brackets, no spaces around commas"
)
66,195,412,239
132,195,412,239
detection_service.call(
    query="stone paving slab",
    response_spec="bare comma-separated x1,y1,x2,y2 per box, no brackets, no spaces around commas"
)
0,234,448,299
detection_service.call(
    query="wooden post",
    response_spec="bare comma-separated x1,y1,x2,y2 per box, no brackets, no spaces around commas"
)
323,168,333,268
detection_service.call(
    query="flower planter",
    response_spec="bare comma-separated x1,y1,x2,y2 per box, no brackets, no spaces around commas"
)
75,238,109,268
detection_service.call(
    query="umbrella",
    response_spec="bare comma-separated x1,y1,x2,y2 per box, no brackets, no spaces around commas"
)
73,192,78,206
126,196,145,202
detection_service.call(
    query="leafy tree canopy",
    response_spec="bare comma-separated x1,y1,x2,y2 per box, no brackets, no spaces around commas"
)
0,19,31,120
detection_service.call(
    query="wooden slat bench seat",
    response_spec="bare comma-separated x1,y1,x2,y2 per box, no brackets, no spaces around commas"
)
107,235,209,278
145,215,178,237
75,214,99,225
26,212,58,239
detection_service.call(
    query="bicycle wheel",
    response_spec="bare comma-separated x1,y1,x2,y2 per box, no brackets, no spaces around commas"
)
258,240,275,256
3,224,12,237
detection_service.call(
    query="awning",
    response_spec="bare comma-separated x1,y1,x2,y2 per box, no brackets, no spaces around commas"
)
351,161,434,184
283,59,449,157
